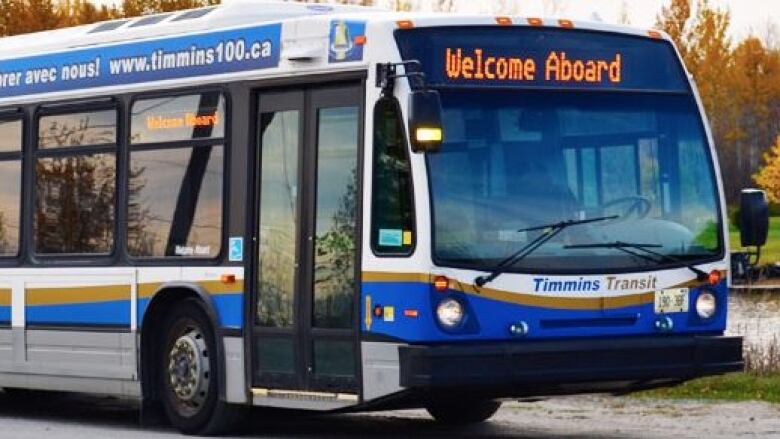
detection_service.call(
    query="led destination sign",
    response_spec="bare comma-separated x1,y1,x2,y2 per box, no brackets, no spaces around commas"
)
445,48,622,84
146,112,220,130
395,27,689,92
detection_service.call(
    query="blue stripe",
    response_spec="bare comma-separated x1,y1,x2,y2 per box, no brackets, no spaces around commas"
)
212,294,243,329
362,280,728,342
26,300,130,325
137,292,243,329
26,292,243,329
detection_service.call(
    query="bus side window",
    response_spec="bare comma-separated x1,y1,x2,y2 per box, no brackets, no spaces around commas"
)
0,118,22,257
35,108,117,254
371,97,415,255
127,92,225,259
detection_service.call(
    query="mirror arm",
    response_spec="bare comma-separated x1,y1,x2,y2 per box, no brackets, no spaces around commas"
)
376,61,426,96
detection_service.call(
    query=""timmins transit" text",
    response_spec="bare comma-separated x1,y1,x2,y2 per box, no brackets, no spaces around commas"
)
444,48,622,84
533,275,657,293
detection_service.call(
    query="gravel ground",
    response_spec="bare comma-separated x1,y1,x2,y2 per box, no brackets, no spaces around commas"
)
0,391,778,438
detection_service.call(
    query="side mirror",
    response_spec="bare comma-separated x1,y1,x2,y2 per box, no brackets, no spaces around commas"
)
739,189,769,247
408,89,443,153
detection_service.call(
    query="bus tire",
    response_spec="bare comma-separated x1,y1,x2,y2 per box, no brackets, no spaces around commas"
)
425,399,502,424
159,297,245,435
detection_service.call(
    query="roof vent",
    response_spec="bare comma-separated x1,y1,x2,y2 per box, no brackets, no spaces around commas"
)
129,13,173,27
89,19,130,33
171,7,216,22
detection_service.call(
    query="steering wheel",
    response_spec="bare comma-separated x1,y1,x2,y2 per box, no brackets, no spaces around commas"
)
600,196,652,220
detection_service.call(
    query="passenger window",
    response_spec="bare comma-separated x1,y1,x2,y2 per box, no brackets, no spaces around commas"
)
127,92,225,258
0,118,22,257
371,97,415,255
0,119,22,152
35,108,117,254
38,110,116,148
127,147,223,258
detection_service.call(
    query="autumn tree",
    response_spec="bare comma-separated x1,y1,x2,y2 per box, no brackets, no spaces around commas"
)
753,137,780,202
655,0,692,60
0,0,59,35
58,0,118,26
730,38,780,195
121,0,218,18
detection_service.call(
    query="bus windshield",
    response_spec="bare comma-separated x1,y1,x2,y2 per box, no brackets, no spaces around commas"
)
428,89,722,272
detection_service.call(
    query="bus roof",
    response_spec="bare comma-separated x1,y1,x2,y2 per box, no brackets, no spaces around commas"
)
0,1,678,105
0,1,669,60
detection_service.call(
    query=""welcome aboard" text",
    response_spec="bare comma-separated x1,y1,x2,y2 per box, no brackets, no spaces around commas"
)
444,48,622,84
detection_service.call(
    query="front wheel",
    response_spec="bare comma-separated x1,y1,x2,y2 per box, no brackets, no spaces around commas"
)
426,399,502,424
159,298,245,435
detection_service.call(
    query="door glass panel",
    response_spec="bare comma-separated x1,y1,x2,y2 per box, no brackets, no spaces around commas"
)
314,339,355,378
255,338,295,375
312,106,358,329
257,110,299,328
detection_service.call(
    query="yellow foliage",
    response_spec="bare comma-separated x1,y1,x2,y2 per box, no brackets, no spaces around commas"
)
754,137,780,203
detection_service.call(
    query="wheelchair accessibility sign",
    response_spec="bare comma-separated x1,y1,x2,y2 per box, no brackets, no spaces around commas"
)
228,237,243,262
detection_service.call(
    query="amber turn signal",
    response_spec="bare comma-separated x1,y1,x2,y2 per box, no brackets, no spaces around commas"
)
433,275,449,292
708,270,722,285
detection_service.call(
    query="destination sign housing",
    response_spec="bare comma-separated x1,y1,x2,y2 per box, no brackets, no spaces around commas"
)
395,27,689,92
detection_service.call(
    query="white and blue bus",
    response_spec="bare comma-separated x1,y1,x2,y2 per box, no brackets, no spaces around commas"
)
0,1,757,434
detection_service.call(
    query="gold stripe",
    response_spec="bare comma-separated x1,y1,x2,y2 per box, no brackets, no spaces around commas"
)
0,288,10,306
361,270,723,311
362,271,430,283
27,284,130,306
138,282,162,298
25,277,246,306
138,280,244,299
199,279,245,295
460,281,612,310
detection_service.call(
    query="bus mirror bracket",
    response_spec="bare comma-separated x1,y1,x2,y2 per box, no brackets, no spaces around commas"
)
376,60,425,96
376,61,444,152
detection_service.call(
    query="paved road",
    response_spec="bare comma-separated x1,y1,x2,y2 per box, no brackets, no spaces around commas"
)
0,391,778,438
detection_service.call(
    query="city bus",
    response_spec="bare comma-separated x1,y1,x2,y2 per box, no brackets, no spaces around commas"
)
0,0,752,434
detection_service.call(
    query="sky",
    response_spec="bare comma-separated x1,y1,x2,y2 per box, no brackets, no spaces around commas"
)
373,0,780,42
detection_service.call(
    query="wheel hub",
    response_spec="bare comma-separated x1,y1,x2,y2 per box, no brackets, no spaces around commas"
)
167,328,209,410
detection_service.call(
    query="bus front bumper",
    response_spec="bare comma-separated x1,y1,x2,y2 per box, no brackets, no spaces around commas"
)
398,335,743,397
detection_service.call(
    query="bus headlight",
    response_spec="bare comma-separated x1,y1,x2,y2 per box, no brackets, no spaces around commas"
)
436,298,464,328
695,291,717,319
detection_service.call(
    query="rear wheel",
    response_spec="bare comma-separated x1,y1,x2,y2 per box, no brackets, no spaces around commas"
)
159,298,245,435
426,399,502,424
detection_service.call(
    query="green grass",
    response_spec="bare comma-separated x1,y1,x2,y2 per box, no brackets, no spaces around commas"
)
729,217,780,264
637,373,780,403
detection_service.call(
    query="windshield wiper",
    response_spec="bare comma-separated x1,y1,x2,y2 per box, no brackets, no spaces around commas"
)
564,241,708,281
474,215,618,287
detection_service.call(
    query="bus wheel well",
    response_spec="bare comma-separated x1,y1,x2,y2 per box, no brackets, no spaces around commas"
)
139,287,219,422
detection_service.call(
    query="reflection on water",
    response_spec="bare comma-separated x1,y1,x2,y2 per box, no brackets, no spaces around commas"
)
727,291,780,347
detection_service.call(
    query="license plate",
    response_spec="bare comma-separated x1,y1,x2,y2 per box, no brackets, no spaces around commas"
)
654,288,689,314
